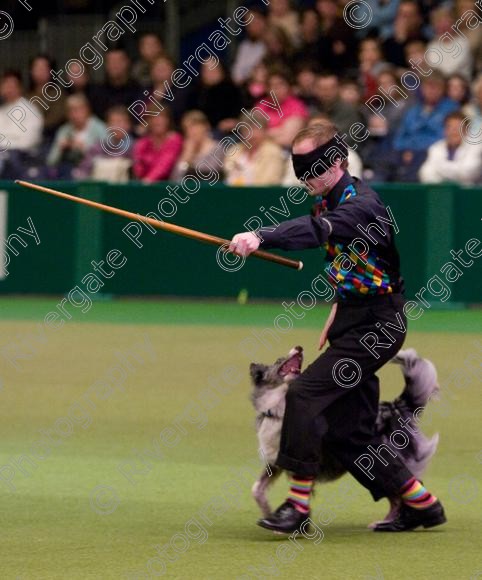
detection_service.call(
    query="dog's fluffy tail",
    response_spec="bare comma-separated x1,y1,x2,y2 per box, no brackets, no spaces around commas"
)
391,348,440,409
389,348,440,479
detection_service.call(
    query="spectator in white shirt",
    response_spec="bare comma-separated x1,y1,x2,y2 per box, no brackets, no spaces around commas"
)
232,8,267,85
0,70,43,153
419,111,481,185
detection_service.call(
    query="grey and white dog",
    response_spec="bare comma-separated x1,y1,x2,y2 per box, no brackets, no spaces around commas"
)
249,346,440,525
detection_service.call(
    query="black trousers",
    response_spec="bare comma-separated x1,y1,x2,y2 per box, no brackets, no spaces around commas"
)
276,294,413,500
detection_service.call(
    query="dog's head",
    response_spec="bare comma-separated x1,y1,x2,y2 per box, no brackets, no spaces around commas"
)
250,346,304,390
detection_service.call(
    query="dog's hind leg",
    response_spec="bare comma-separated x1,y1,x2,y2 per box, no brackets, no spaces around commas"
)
252,466,281,518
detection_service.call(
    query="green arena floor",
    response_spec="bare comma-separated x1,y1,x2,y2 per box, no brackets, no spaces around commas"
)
0,297,480,579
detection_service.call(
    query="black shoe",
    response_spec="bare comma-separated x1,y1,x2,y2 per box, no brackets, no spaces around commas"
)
373,500,447,532
257,501,310,534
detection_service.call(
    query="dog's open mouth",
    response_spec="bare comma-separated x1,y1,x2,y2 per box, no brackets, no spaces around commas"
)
278,347,303,377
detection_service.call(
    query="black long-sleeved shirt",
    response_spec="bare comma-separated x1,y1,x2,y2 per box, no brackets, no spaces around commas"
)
259,172,404,299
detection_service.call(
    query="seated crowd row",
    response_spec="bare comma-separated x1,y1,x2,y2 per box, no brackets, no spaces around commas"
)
0,0,481,185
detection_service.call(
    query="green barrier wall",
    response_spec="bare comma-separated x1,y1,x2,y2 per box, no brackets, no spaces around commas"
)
0,181,480,304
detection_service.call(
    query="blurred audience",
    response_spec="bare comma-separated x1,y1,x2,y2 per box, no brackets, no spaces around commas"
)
232,8,267,85
241,62,269,110
66,60,99,113
316,0,358,72
294,8,321,63
426,6,472,80
314,73,363,144
27,55,66,139
195,60,242,134
4,0,482,185
171,110,222,182
0,70,44,178
76,106,134,182
0,70,43,152
404,39,428,70
463,74,482,138
455,0,482,75
361,67,412,180
47,94,105,179
392,72,458,180
394,72,458,150
447,73,471,108
375,66,413,133
133,33,165,87
95,49,142,119
382,0,426,67
225,117,287,186
267,0,300,47
362,0,401,41
149,56,191,125
294,62,319,109
419,111,481,184
339,79,363,111
257,69,309,148
133,106,182,183
262,25,295,70
358,38,389,100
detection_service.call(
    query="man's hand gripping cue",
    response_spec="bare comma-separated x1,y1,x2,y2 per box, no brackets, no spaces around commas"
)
229,232,260,257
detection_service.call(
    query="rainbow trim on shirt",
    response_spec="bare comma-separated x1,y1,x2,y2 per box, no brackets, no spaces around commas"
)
323,184,394,298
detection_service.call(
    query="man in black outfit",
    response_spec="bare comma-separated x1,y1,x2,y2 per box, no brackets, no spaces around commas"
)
230,121,446,533
94,49,142,119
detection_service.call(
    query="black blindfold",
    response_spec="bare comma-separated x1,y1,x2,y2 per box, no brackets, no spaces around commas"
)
292,136,348,180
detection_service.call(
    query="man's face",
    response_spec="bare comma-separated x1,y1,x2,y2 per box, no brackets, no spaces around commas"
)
422,80,445,106
292,138,344,197
107,112,132,135
316,0,337,19
68,102,90,127
315,76,338,104
106,51,130,80
151,59,173,84
445,118,463,148
270,0,290,16
246,12,265,39
397,2,421,29
0,76,22,102
269,75,290,102
432,12,453,35
139,35,162,62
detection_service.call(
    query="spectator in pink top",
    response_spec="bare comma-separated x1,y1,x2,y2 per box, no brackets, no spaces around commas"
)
257,69,309,148
133,106,183,183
